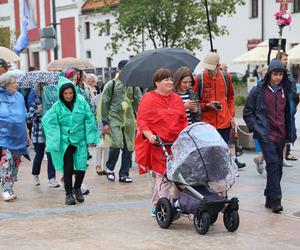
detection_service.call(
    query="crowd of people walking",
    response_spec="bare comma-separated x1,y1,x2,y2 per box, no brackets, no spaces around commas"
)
0,50,298,215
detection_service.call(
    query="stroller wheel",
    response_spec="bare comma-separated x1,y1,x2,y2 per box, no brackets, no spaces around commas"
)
223,209,239,232
156,197,173,229
193,211,210,235
210,212,218,225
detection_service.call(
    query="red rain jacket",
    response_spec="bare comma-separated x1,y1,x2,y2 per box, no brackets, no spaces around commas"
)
135,91,188,175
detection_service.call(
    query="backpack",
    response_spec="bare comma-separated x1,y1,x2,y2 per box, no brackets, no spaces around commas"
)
196,70,229,100
109,79,136,117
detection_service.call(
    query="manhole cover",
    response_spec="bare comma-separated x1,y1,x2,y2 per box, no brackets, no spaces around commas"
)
292,212,300,217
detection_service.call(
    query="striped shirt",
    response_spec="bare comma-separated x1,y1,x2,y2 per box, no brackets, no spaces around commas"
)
178,91,192,125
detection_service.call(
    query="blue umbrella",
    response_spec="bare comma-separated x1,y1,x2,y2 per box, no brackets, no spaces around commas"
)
119,47,200,88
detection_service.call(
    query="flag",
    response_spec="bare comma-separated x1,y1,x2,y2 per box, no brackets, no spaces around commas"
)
13,0,37,55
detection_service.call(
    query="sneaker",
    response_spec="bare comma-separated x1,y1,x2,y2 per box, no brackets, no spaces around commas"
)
151,207,156,217
235,158,246,169
60,177,65,191
32,175,40,186
65,194,76,205
48,178,60,187
253,157,265,174
119,176,132,183
73,188,84,203
106,171,115,182
81,183,90,195
2,190,15,201
283,159,293,167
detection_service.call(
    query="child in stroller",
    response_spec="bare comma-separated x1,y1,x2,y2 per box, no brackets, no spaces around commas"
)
154,122,240,235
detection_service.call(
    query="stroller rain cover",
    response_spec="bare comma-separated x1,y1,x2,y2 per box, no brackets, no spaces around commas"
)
167,122,238,193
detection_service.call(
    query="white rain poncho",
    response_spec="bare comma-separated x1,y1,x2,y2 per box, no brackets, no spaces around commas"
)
167,122,238,193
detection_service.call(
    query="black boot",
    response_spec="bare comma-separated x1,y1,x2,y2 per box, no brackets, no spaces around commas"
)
235,159,246,169
73,188,84,203
65,194,76,205
265,197,283,213
271,199,283,213
265,197,272,208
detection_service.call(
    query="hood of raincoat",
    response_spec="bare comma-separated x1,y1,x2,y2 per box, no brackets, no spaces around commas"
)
57,76,77,111
258,59,291,92
0,87,28,154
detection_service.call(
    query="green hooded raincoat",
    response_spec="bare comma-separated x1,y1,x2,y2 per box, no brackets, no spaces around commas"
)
101,78,141,151
42,77,100,173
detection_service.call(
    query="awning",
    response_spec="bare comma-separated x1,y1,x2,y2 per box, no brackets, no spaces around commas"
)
232,40,278,65
287,44,300,64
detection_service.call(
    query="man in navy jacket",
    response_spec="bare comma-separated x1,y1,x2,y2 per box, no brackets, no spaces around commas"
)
243,59,297,213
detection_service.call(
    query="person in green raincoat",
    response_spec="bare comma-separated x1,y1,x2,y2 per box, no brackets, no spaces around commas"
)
42,76,99,205
101,60,142,183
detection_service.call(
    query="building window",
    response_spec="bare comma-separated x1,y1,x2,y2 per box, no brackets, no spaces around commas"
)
105,19,110,36
250,0,258,18
86,50,91,58
294,0,300,13
106,57,112,68
85,22,90,39
33,52,40,70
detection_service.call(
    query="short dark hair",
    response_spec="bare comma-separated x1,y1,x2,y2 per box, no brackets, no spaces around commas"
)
152,68,172,88
173,66,195,90
271,69,284,74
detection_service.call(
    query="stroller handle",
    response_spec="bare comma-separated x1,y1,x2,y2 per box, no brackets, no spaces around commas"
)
154,136,173,147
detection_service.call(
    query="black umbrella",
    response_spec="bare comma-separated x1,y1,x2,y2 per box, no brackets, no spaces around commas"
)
119,47,200,88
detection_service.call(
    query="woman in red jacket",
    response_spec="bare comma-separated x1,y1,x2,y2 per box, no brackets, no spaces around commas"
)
135,68,188,217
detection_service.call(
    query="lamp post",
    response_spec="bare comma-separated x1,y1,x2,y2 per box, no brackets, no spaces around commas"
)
52,0,58,59
204,0,214,52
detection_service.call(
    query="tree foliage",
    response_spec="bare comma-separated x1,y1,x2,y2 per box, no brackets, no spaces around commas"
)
94,0,245,55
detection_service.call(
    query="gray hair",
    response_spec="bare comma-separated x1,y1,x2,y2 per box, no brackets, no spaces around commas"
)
0,71,17,88
87,73,98,83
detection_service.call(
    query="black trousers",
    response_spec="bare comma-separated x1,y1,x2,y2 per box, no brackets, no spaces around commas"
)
63,145,85,195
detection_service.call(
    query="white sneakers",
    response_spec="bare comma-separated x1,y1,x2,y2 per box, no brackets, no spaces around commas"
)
2,190,17,201
33,175,40,186
253,157,266,174
33,175,59,187
48,178,60,187
283,159,293,167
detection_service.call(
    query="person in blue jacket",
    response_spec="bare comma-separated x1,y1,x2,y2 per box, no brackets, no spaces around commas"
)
0,72,30,201
243,59,297,213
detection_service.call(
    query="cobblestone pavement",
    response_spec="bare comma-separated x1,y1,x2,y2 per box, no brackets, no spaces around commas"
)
0,140,300,250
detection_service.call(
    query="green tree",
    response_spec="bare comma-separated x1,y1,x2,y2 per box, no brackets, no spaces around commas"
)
94,0,245,55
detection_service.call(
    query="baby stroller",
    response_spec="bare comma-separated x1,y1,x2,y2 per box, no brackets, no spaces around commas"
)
155,122,240,235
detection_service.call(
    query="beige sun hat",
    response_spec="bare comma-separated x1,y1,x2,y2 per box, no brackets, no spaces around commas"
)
202,52,220,70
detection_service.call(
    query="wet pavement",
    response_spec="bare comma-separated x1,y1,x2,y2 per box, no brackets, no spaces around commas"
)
0,140,300,250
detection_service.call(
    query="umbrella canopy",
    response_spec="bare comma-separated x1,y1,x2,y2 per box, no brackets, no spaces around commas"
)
16,71,60,88
119,47,200,87
232,40,277,65
48,57,95,71
0,46,20,62
287,44,300,64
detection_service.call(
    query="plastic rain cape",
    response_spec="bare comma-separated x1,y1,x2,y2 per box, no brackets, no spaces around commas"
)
167,122,238,193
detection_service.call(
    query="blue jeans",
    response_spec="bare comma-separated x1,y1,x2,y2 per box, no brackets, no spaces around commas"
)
32,143,56,180
259,140,284,200
106,147,132,178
